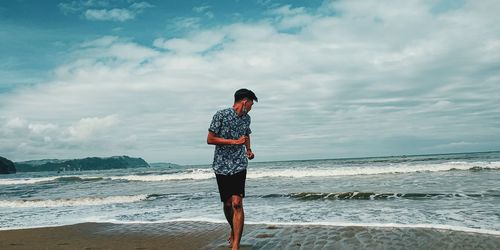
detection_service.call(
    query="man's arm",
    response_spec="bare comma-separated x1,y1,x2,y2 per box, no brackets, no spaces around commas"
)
207,131,247,145
245,134,255,160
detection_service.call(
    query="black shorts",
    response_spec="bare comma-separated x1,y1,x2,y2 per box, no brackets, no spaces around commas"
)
215,170,247,202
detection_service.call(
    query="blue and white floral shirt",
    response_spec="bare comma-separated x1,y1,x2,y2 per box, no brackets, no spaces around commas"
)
209,108,252,175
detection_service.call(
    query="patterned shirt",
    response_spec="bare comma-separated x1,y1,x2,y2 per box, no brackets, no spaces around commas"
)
209,108,252,175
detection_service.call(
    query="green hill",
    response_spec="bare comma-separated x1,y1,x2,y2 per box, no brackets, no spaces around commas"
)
15,156,150,172
0,156,17,174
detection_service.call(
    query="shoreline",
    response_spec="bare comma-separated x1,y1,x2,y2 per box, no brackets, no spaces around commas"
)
1,221,499,249
2,220,499,236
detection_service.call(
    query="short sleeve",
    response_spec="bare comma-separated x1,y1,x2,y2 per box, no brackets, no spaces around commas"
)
246,116,252,135
208,111,222,135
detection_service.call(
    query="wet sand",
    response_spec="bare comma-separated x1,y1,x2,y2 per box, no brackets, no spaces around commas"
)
1,222,499,250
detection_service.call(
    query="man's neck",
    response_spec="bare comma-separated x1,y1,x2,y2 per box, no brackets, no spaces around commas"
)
232,103,244,117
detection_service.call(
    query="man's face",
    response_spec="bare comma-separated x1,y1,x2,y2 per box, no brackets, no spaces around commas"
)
243,99,254,113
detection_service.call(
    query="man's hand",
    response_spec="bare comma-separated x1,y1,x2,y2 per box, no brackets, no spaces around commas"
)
234,135,248,145
246,150,255,160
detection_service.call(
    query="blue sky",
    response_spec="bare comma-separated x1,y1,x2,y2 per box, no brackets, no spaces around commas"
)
1,0,499,164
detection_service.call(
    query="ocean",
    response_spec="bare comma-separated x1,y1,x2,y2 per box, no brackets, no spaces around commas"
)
1,151,499,236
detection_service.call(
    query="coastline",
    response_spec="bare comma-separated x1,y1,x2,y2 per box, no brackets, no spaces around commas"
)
1,221,499,250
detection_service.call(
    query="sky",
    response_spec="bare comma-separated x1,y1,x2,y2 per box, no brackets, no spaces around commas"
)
1,0,499,165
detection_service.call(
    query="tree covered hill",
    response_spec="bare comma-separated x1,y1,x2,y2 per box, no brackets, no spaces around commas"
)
0,156,16,174
15,156,150,172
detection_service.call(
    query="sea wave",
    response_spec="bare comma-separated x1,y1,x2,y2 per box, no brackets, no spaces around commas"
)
94,162,500,182
0,194,148,208
55,176,104,182
0,176,104,185
263,191,500,200
1,161,499,185
247,162,500,179
0,177,60,185
2,218,498,236
248,222,500,236
93,219,500,236
108,169,214,182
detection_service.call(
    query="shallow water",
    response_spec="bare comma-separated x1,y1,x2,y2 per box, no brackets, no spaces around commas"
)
1,151,499,234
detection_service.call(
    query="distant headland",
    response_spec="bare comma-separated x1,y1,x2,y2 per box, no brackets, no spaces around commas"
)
0,156,17,174
0,155,153,174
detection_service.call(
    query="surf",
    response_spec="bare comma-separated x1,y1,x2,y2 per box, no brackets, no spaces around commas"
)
0,194,148,208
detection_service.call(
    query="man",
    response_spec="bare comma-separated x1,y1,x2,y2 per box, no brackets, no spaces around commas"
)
207,88,257,250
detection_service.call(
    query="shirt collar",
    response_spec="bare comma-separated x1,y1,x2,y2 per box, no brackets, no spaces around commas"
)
231,107,247,118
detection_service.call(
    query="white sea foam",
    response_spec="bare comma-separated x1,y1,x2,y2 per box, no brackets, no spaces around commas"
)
82,162,488,183
0,194,148,208
97,217,227,225
82,218,500,236
249,161,500,178
0,176,61,185
0,175,102,185
2,216,498,236
2,161,498,185
88,162,500,182
251,221,500,236
108,169,214,181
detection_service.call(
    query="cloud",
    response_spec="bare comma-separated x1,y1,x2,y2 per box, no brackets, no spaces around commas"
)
68,115,119,141
153,30,225,53
28,123,59,135
193,5,214,19
58,2,82,15
1,116,119,144
424,141,481,151
268,5,316,30
5,117,27,129
58,0,153,22
85,8,134,21
130,2,153,10
2,0,500,163
0,115,121,159
58,0,111,14
193,5,210,13
177,17,202,28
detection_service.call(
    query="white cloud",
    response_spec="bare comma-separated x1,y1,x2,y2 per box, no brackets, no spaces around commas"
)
153,30,225,53
0,115,121,160
5,117,27,129
423,141,482,151
85,8,134,21
193,5,210,13
175,17,202,30
59,0,152,22
269,5,306,16
267,5,316,30
28,123,59,135
59,0,110,14
67,115,119,141
58,2,83,15
193,5,214,19
130,2,153,10
2,0,500,163
80,36,120,48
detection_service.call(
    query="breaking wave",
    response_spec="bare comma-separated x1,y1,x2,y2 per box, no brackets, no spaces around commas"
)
92,162,500,182
259,191,500,200
1,161,498,185
108,169,213,182
0,176,104,185
0,194,149,208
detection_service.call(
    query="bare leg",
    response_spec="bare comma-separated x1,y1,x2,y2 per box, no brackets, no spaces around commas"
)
231,195,244,250
223,199,234,246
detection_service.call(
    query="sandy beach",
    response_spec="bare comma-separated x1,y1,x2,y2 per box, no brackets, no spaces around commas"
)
1,221,499,250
